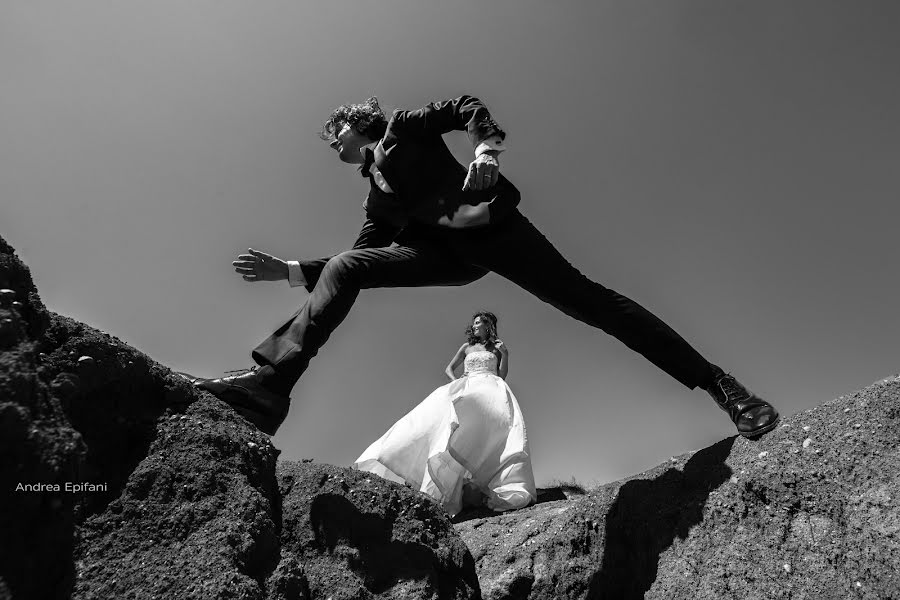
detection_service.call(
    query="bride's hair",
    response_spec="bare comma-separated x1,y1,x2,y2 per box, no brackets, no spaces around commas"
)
465,311,498,345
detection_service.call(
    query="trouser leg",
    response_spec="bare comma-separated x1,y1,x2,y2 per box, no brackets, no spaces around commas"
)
252,243,487,393
454,213,714,389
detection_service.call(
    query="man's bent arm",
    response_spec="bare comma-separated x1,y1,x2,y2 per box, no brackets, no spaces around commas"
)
391,95,506,152
287,217,401,291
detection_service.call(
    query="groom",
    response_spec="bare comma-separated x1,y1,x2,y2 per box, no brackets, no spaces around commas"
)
195,94,779,438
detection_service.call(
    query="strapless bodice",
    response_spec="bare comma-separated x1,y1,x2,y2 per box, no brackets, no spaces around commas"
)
463,350,498,375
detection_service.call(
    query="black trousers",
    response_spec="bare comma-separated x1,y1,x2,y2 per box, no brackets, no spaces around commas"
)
252,211,713,393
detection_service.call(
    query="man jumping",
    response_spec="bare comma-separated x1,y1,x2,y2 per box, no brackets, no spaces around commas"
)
193,94,779,439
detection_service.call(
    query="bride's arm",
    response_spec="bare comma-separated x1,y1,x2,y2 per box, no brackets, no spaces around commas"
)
495,340,509,379
445,343,469,381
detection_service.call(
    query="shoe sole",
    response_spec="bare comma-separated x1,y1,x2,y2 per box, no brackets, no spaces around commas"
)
740,415,780,439
202,383,286,435
228,404,283,436
180,372,286,435
209,393,284,436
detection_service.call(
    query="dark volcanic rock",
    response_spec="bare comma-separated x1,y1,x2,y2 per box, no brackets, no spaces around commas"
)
1,234,480,600
5,231,899,599
273,462,480,600
1,237,84,599
0,237,50,340
73,397,281,599
456,375,900,599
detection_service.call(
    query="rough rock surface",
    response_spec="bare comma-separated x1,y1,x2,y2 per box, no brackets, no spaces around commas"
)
271,462,479,599
0,235,478,600
4,232,899,599
456,376,900,599
1,235,82,600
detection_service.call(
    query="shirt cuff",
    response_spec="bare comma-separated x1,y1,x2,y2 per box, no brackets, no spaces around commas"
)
475,136,506,157
287,261,307,288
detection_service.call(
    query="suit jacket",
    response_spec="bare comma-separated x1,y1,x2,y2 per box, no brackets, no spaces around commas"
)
363,94,521,232
297,96,520,290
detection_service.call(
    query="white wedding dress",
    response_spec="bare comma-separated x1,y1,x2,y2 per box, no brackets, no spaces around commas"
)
354,350,537,516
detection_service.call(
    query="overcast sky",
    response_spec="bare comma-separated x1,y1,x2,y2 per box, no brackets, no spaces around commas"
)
3,1,898,487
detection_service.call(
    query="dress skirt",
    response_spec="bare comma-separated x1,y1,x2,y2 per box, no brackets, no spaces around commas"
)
354,371,536,516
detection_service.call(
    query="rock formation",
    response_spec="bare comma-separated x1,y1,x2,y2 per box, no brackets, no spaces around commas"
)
0,236,478,600
456,380,900,599
2,233,898,599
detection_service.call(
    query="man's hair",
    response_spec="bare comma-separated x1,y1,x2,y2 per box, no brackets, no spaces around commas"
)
319,97,388,142
465,311,499,345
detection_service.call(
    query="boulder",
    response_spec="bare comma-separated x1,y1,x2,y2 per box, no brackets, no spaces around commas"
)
0,234,479,600
456,376,900,599
271,462,479,599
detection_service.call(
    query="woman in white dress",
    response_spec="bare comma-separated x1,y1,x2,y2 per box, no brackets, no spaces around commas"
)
354,312,537,517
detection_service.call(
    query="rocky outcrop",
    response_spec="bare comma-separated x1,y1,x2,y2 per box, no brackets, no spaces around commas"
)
1,235,83,600
0,235,479,600
272,462,479,599
456,376,900,599
3,232,899,599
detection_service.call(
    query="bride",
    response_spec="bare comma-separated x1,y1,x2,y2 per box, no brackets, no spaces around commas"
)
354,311,537,516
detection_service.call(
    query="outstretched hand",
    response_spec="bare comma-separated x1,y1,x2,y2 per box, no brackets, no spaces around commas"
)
462,152,500,191
232,248,288,282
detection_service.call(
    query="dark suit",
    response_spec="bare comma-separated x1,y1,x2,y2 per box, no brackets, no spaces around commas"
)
252,95,713,394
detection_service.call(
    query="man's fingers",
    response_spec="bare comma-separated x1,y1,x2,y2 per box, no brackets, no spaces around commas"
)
463,158,500,191
248,248,273,260
482,163,498,189
473,163,485,190
235,254,256,262
232,260,256,269
234,266,256,275
242,274,259,282
478,161,498,190
462,163,477,191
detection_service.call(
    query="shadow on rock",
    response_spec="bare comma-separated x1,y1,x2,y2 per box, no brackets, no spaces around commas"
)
452,487,569,524
311,492,476,595
589,436,735,599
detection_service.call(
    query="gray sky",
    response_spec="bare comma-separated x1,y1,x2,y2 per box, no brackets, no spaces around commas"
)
3,1,898,486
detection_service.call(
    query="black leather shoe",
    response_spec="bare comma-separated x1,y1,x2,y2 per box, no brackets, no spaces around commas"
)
190,368,290,435
706,368,779,439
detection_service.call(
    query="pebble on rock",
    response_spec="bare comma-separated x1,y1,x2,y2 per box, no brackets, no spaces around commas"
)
0,289,15,303
78,356,95,367
802,438,812,448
